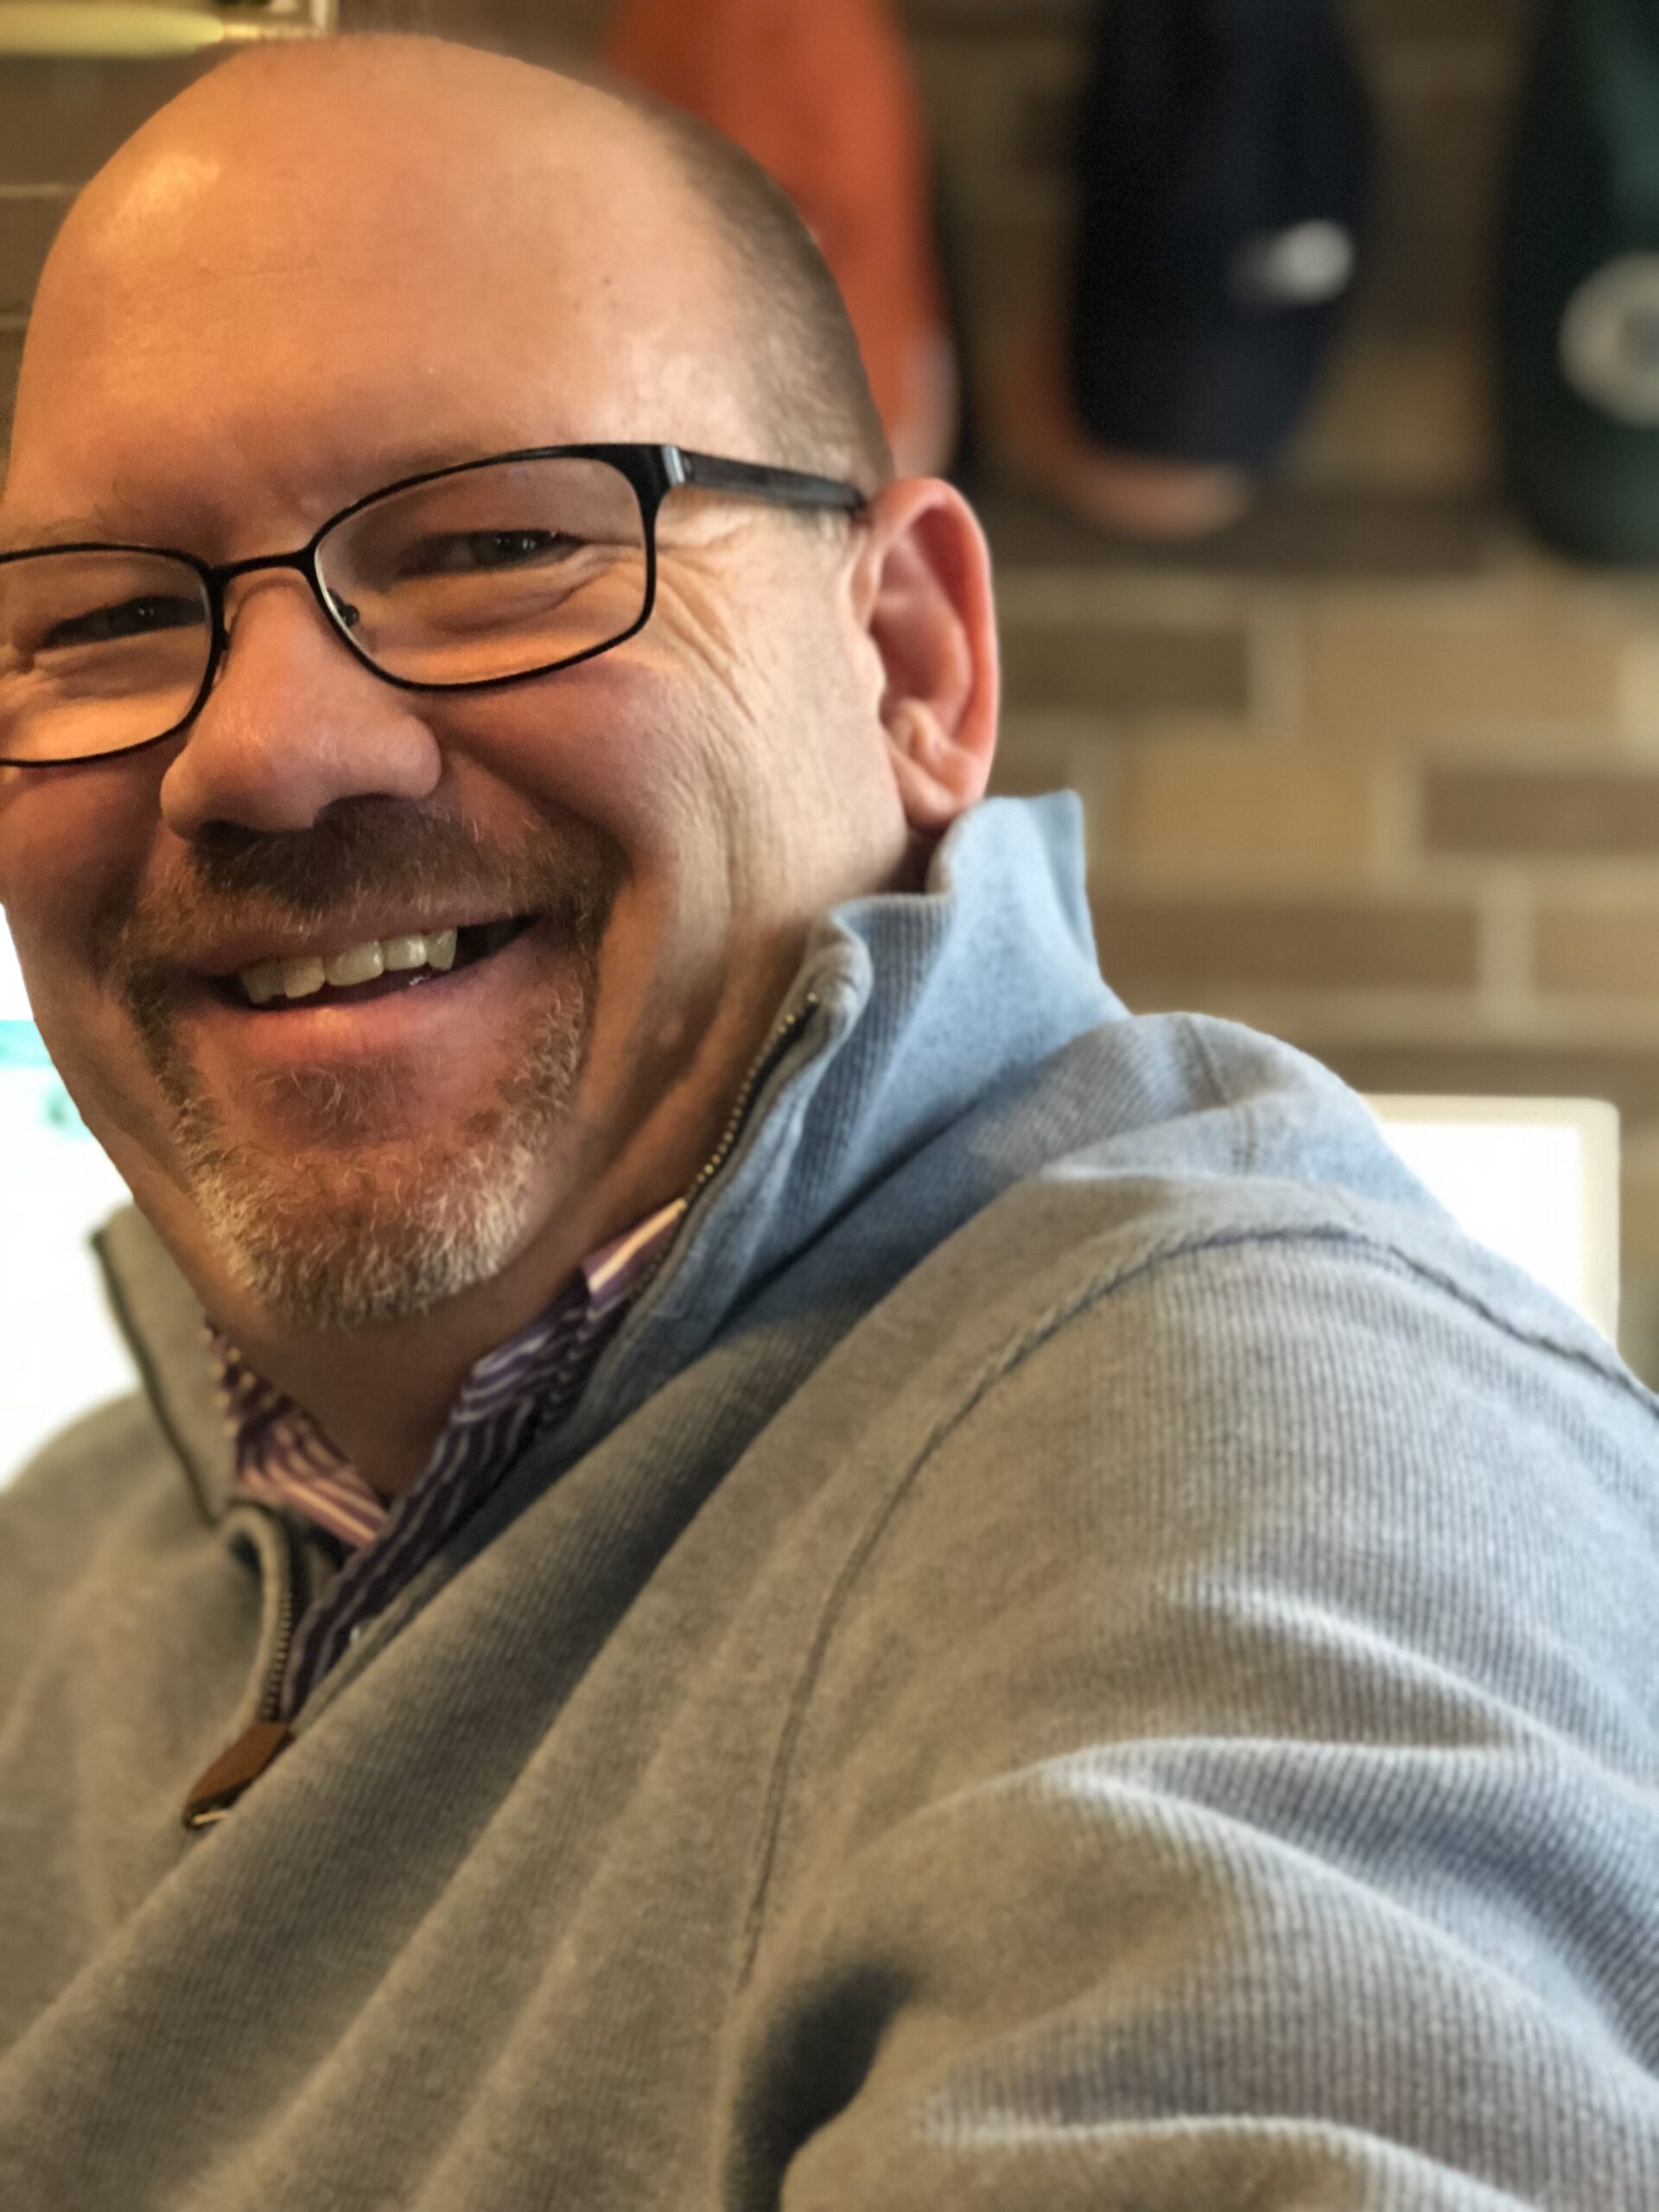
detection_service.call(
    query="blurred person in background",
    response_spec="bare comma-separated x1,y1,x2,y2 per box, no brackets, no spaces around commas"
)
607,0,958,478
0,29,1655,2211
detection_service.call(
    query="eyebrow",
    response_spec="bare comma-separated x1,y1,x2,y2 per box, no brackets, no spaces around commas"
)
0,515,143,557
0,437,564,561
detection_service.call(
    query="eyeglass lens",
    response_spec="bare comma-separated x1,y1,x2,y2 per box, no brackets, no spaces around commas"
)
0,455,649,765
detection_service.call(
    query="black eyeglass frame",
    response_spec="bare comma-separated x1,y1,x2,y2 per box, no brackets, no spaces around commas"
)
0,442,868,769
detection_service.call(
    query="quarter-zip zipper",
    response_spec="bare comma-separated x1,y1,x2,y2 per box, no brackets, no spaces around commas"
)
255,1506,302,1724
181,1507,300,1829
690,991,821,1205
634,990,822,1299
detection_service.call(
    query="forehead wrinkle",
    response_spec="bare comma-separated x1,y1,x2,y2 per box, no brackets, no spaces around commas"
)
27,175,742,419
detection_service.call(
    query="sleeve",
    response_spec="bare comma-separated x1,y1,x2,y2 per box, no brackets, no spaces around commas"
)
721,1228,1659,2209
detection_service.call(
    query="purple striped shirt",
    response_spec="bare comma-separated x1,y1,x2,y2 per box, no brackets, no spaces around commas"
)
212,1198,685,1718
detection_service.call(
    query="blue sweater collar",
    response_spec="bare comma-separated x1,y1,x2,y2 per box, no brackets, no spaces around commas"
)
582,793,1121,1378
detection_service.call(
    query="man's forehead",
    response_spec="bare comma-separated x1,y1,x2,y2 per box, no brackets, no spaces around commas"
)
3,39,757,538
48,43,694,292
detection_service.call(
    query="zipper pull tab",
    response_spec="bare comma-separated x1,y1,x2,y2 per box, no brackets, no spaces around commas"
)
181,1719,293,1830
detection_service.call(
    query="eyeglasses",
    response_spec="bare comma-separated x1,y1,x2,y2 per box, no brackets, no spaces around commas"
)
0,443,868,769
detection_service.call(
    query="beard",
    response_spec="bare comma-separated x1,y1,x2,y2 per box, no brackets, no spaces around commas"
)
103,798,621,1332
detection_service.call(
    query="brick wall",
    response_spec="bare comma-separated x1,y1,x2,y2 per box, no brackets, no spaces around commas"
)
9,0,1659,1374
927,0,1659,1382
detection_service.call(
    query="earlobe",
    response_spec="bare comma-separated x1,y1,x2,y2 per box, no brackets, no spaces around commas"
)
883,698,983,836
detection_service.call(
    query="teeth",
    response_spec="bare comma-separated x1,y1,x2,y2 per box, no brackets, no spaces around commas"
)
238,926,461,1005
323,941,385,988
242,959,285,1007
281,957,327,1000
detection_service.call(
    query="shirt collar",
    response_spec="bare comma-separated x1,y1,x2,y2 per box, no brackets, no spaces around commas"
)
211,1195,686,1541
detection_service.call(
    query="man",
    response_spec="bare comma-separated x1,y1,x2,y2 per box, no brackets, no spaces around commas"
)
0,31,1655,2211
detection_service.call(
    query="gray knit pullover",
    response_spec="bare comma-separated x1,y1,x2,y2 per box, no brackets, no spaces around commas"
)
2,797,1656,2209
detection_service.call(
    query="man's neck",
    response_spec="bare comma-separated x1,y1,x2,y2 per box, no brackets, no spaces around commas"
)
232,1267,574,1503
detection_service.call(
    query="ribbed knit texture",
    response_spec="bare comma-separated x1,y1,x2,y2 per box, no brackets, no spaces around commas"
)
1,797,1655,2209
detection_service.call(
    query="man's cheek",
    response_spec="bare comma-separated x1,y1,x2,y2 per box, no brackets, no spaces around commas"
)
3,755,162,934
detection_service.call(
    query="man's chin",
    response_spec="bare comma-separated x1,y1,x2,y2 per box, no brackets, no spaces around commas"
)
233,1058,428,1153
184,1127,549,1333
145,952,597,1332
164,1003,593,1333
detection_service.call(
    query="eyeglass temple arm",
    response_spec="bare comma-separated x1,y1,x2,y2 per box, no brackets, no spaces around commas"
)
667,448,867,515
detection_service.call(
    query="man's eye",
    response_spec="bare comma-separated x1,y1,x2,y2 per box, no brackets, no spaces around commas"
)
41,595,203,649
397,529,581,577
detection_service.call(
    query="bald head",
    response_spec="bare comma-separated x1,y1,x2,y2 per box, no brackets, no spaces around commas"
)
8,29,890,497
0,18,997,1378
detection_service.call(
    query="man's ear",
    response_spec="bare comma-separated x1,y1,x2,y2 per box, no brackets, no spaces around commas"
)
848,477,1000,837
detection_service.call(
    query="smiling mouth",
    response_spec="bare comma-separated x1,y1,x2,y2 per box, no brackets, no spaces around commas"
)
215,915,538,1011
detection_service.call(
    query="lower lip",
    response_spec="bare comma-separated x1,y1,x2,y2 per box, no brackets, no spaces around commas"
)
177,918,558,1074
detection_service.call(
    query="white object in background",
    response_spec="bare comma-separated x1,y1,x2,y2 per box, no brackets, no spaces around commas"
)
1366,1096,1620,1342
2,1027,137,1484
0,924,30,1020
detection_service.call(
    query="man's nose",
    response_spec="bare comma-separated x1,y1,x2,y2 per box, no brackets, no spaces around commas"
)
157,569,444,839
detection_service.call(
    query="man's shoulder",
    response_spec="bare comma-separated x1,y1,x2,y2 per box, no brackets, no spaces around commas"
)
0,1389,198,1680
934,1007,1643,1426
1021,1007,1421,1213
823,1016,1659,1682
4,1388,170,1511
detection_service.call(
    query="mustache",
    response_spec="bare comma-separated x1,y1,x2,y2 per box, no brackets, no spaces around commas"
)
171,801,504,912
98,798,622,999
